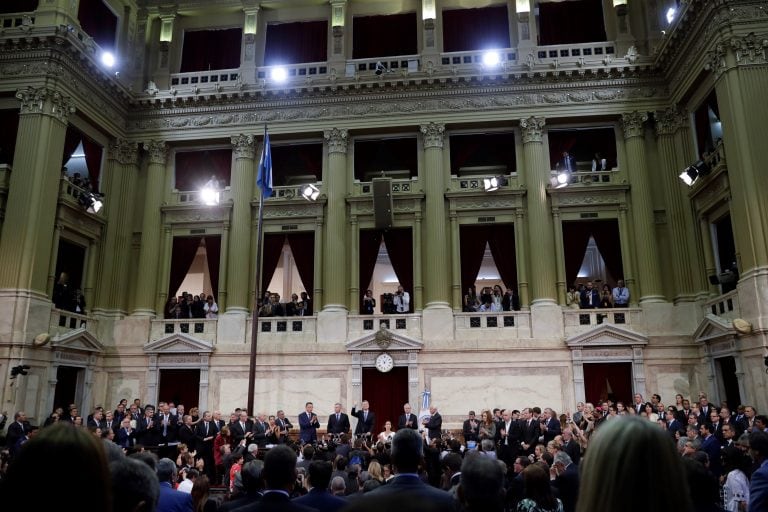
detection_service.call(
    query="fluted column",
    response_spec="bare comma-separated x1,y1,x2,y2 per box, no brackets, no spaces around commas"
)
0,87,75,294
313,216,324,310
83,240,98,313
617,204,638,305
322,128,349,311
226,134,256,313
699,217,719,297
133,141,168,315
654,107,696,302
156,225,173,314
413,211,424,312
520,116,557,305
621,112,664,303
450,212,461,311
94,139,139,313
420,122,450,308
47,224,63,296
218,221,230,311
552,207,566,305
349,215,360,314
514,208,530,308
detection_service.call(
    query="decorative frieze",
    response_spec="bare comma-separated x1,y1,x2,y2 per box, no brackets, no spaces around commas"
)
420,122,445,149
324,128,348,154
520,116,545,144
620,111,648,139
730,32,768,65
15,86,76,123
231,134,255,159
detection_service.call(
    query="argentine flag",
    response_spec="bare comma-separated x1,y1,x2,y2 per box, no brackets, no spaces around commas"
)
257,128,273,198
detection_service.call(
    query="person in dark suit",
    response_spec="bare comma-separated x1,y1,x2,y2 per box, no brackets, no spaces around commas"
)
326,403,350,436
195,411,218,480
116,417,137,449
6,411,30,458
357,428,454,508
422,405,443,441
699,422,723,478
251,413,270,448
551,452,579,512
275,410,293,444
579,281,600,309
560,427,581,466
156,458,193,512
520,408,540,456
665,410,682,439
219,460,264,512
462,411,479,444
231,411,254,445
456,451,505,511
292,460,347,512
155,405,179,450
498,410,522,465
397,403,418,431
749,430,768,512
136,406,158,447
235,445,317,512
541,408,561,444
351,400,375,438
298,402,320,444
178,415,197,451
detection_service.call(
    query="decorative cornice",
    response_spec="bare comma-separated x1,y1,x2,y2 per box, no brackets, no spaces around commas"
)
520,116,545,144
144,140,168,165
730,32,768,64
108,139,139,165
620,111,648,139
324,128,348,154
654,107,686,136
420,122,445,149
231,134,255,159
15,86,75,123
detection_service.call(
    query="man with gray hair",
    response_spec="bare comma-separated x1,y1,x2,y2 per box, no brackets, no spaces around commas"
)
156,457,193,512
110,457,160,512
551,451,579,512
457,452,505,511
330,476,346,496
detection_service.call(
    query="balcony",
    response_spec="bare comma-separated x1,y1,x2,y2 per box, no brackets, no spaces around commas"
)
563,307,643,336
352,178,418,197
170,187,232,205
448,171,518,192
454,311,531,340
345,55,421,77
151,319,218,344
348,314,421,339
169,68,241,91
703,290,740,321
550,169,621,187
258,61,329,82
0,12,34,29
49,308,98,337
247,316,317,344
58,178,104,216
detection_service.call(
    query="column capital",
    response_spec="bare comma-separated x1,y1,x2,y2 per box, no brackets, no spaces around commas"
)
324,128,348,154
231,134,256,159
108,139,139,165
15,86,76,123
621,111,648,139
520,116,545,143
144,140,168,165
705,32,768,77
654,107,686,136
420,122,445,149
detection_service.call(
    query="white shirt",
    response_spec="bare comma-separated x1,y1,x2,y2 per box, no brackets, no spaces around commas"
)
177,479,194,494
394,291,410,313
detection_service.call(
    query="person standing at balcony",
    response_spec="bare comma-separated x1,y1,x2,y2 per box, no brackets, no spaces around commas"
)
502,288,521,312
599,284,613,308
579,281,599,309
362,290,376,315
73,288,86,314
52,271,73,310
203,295,218,319
612,280,630,308
393,286,410,313
557,151,576,172
591,152,607,172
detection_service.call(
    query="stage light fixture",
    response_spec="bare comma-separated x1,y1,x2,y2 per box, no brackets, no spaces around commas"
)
101,51,116,68
679,160,710,186
200,185,220,206
482,50,501,68
666,7,676,24
301,183,320,201
375,62,388,75
555,171,571,189
271,66,288,83
483,176,508,192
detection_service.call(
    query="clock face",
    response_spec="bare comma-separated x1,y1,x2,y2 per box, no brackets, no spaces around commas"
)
375,353,394,373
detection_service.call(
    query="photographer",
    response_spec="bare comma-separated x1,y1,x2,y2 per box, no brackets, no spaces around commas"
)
393,285,410,313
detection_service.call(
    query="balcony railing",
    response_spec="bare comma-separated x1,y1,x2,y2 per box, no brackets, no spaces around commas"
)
170,69,241,89
258,61,328,82
448,172,518,192
534,42,616,64
1,12,34,29
50,309,98,336
151,319,217,343
550,169,619,186
441,49,517,69
703,290,740,321
563,308,643,336
0,163,11,191
352,178,417,196
170,187,232,205
345,55,421,77
58,178,104,216
348,314,422,338
454,312,531,340
244,316,317,343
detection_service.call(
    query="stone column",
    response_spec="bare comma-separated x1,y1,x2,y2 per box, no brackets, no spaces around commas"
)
450,212,461,311
34,0,79,26
617,204,638,305
156,225,173,315
414,211,424,312
621,112,664,303
83,240,98,316
218,221,230,311
241,2,260,83
514,208,530,308
94,139,139,314
699,217,719,297
313,216,324,310
0,87,75,295
329,0,348,74
47,224,63,297
552,207,566,305
226,134,255,313
133,141,168,315
654,108,696,303
349,214,360,314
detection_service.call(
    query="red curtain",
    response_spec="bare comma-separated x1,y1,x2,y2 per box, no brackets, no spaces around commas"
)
264,20,328,65
362,367,409,432
352,13,418,59
589,220,624,285
459,225,490,295
487,224,518,291
538,0,607,46
442,5,510,52
383,228,413,312
359,229,383,306
562,221,594,287
261,234,286,295
81,136,103,191
180,28,243,73
287,232,315,295
203,236,221,302
77,0,118,50
175,149,232,191
0,110,19,165
583,363,633,404
0,0,38,13
449,133,517,175
168,237,204,298
62,127,81,167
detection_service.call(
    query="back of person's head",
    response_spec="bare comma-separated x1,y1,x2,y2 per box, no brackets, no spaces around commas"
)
390,428,423,473
263,445,297,490
335,455,348,471
330,475,346,495
191,475,211,510
103,438,125,463
362,479,381,493
4,423,111,509
308,460,333,490
110,456,160,512
186,468,200,480
552,451,572,467
721,446,751,475
576,417,692,512
129,450,158,471
442,452,462,474
682,457,719,510
241,460,265,492
303,444,315,460
749,430,768,460
458,452,505,512
523,464,557,510
480,439,495,452
156,457,177,483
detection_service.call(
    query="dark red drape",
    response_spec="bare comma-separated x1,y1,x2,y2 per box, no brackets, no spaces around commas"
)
180,28,243,73
203,236,221,301
548,132,578,169
362,367,409,433
0,0,38,13
77,0,118,50
487,224,517,291
562,221,594,287
261,234,286,296
459,225,490,295
62,127,81,167
175,149,232,191
383,228,413,312
538,0,607,46
449,133,517,175
589,220,624,284
264,20,328,65
359,230,383,306
583,362,633,405
287,232,315,296
442,5,510,52
0,110,20,165
352,13,418,59
81,136,102,191
168,237,204,298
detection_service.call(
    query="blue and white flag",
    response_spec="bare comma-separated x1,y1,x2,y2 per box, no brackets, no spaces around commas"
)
256,128,273,198
418,388,432,424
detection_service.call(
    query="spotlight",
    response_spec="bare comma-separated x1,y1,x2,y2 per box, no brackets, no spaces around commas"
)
79,191,105,213
482,50,501,68
271,66,288,83
301,183,320,201
483,176,507,192
101,51,116,68
87,196,103,214
679,160,710,186
555,171,571,189
375,62,388,75
200,186,220,206
666,7,676,24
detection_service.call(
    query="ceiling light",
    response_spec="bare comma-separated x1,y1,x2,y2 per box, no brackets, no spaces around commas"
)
271,66,288,83
101,51,116,68
666,7,676,24
482,50,501,68
200,186,220,206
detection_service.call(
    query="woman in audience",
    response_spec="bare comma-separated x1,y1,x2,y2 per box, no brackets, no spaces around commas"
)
576,417,692,512
492,285,504,310
368,460,385,483
191,475,217,512
464,286,479,312
479,410,496,441
644,403,659,422
204,295,218,319
378,420,395,443
599,285,613,308
722,446,750,511
517,463,563,512
566,285,580,309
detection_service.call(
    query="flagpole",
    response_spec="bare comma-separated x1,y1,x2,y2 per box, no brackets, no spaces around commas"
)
247,125,268,415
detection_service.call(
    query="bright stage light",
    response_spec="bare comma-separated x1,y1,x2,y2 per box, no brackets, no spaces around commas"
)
482,50,501,68
271,67,288,83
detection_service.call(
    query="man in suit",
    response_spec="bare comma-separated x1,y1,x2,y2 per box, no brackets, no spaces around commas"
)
551,452,579,512
462,410,479,445
156,458,193,512
136,405,158,447
749,430,768,512
351,400,375,438
236,445,316,512
326,403,350,436
177,414,196,451
292,460,347,512
699,422,722,477
298,402,320,444
6,411,30,458
116,417,137,449
275,410,293,444
155,403,179,445
398,402,418,431
698,395,712,425
422,405,443,441
633,394,645,415
232,411,254,445
498,409,522,465
212,410,226,431
579,281,599,309
520,408,540,456
251,412,271,448
541,408,561,444
665,410,682,439
560,427,581,466
195,411,218,480
360,428,454,507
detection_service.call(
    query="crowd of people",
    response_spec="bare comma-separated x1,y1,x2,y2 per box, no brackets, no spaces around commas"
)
463,285,521,313
165,291,219,319
565,279,630,309
2,390,767,511
258,291,312,317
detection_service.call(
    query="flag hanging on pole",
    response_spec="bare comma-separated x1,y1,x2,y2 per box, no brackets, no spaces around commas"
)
256,127,273,198
419,388,431,424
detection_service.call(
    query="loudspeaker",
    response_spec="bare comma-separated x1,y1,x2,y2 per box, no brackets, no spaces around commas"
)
372,178,394,230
